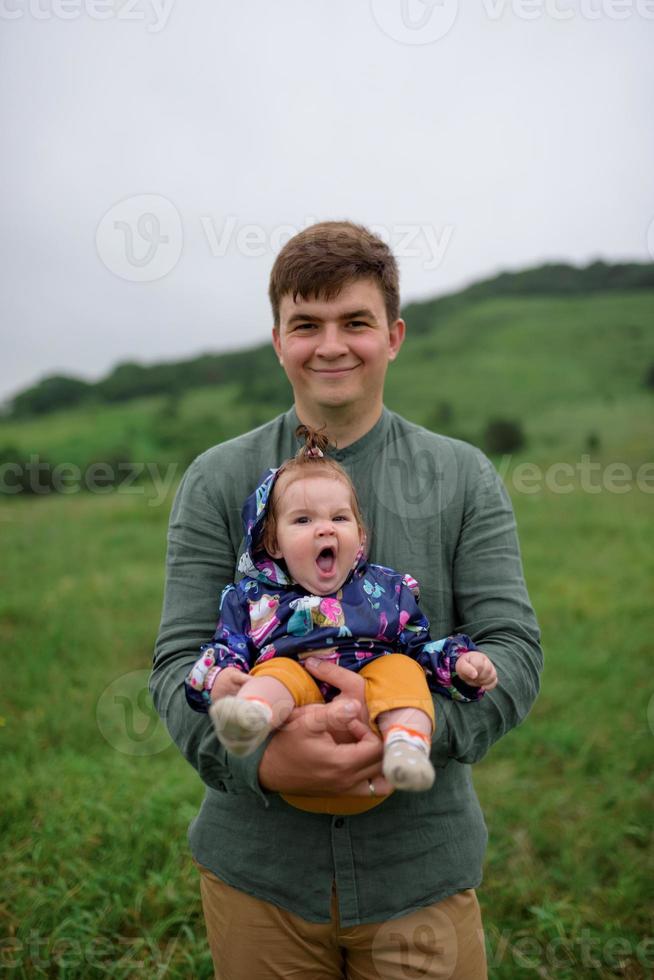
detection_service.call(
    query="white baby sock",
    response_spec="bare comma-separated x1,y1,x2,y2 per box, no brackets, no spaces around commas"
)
382,724,435,791
209,695,274,757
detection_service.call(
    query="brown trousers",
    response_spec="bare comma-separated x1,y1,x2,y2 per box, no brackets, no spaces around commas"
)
196,861,488,979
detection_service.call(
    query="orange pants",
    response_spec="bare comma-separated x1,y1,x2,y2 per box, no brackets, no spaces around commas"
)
196,862,488,980
250,653,436,815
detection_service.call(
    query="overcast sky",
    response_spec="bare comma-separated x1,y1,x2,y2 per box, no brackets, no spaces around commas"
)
1,0,653,405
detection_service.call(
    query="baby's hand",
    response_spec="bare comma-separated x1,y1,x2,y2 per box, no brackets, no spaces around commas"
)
455,651,498,691
210,667,249,702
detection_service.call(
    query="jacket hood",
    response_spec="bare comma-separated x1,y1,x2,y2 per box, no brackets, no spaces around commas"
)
236,467,366,589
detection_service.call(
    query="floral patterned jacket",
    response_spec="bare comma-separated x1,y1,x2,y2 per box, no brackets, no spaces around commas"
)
184,467,482,711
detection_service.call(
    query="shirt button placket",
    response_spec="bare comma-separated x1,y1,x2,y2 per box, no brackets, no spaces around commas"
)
330,816,359,926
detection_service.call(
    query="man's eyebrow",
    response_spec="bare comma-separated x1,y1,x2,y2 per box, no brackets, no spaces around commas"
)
286,308,378,325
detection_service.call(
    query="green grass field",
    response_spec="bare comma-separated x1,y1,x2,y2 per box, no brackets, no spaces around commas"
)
1,459,652,978
1,286,653,977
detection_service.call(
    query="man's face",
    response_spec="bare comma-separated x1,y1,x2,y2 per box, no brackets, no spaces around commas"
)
272,278,405,415
268,473,363,596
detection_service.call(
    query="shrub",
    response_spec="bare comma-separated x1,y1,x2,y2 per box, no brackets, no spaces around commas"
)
483,419,526,454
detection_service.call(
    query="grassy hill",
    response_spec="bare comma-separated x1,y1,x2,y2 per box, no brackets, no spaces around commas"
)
1,280,653,486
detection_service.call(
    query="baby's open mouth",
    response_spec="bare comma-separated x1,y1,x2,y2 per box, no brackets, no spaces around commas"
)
316,547,336,573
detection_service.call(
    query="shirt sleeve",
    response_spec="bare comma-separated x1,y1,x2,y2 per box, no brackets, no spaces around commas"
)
430,449,543,768
184,584,257,712
396,577,483,702
149,457,270,806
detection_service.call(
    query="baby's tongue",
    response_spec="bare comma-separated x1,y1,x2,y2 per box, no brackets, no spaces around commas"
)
316,550,335,572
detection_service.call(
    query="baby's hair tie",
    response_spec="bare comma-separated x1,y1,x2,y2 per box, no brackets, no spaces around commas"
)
295,423,331,459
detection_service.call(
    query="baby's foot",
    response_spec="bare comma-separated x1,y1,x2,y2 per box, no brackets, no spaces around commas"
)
209,695,273,757
382,725,435,792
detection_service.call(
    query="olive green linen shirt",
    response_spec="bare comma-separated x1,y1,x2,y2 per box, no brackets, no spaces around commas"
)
151,407,542,927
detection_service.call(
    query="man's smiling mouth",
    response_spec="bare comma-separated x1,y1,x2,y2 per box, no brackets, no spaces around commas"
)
310,367,358,374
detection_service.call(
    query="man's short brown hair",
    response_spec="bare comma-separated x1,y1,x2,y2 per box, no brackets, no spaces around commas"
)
268,221,400,327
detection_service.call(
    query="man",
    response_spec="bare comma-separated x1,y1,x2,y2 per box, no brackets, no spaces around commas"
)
151,221,542,979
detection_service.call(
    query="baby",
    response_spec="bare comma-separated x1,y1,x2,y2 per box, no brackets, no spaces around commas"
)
185,427,497,810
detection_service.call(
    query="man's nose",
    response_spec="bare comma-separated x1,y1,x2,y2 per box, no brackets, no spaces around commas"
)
315,325,348,358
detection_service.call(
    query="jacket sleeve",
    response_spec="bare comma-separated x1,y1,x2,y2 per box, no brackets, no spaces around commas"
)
184,584,257,712
430,450,543,768
149,457,269,804
396,578,483,702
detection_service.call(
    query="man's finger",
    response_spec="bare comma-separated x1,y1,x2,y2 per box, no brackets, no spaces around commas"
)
304,658,366,696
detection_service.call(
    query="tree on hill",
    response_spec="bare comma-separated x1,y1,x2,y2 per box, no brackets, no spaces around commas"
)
483,419,526,454
10,375,93,417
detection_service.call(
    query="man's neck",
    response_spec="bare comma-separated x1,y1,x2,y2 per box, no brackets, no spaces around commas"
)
293,399,383,449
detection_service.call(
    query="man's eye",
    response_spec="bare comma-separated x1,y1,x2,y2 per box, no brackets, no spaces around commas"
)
347,321,368,328
294,323,316,331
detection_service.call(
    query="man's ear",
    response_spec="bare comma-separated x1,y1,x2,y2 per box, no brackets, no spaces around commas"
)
388,318,406,362
271,326,283,365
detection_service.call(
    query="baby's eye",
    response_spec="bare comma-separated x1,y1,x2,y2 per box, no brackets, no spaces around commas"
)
333,515,350,522
294,516,310,524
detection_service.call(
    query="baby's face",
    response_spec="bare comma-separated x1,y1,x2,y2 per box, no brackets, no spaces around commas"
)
269,473,363,595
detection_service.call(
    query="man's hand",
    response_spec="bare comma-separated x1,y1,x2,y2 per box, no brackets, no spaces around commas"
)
455,651,498,691
304,656,370,739
258,659,393,798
